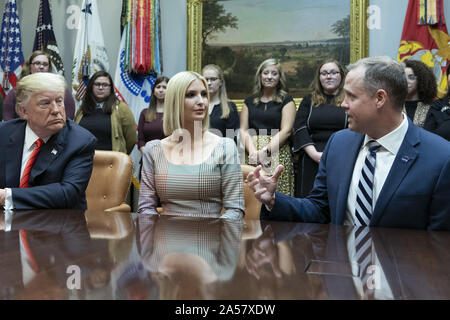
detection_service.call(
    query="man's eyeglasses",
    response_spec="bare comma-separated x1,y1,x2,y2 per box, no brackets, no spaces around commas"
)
93,83,111,88
320,71,340,77
31,61,49,67
205,77,219,82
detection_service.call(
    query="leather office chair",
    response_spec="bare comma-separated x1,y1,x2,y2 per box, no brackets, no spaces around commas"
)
85,150,133,212
241,164,262,220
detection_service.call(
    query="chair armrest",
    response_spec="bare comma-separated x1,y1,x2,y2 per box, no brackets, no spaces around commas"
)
104,203,131,212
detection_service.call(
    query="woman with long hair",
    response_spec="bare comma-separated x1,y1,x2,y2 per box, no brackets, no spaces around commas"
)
424,66,450,140
201,64,239,139
240,58,296,196
292,59,347,198
137,76,169,151
404,59,437,127
75,71,137,154
138,71,244,220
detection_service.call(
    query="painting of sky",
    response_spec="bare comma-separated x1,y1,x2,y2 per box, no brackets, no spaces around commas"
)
210,0,350,45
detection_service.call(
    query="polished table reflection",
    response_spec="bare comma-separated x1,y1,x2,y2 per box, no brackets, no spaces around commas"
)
1,209,449,300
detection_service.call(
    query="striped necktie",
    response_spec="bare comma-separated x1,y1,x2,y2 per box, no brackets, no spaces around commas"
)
355,140,381,226
19,138,44,188
354,227,373,299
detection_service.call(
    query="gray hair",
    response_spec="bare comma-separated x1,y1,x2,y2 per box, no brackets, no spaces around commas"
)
347,56,408,110
16,73,66,114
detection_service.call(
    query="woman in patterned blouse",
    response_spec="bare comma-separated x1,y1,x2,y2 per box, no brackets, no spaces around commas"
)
138,71,244,220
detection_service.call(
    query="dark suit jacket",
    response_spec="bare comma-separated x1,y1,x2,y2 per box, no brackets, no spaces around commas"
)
0,119,96,210
0,210,92,299
262,119,450,230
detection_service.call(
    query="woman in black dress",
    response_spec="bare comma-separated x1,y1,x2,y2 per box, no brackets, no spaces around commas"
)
201,64,239,140
424,66,450,140
292,59,347,198
403,59,436,127
240,58,296,195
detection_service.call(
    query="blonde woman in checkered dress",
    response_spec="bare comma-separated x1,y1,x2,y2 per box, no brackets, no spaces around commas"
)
138,71,244,220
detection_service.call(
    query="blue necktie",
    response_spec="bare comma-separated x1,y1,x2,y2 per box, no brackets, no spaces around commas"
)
355,140,381,226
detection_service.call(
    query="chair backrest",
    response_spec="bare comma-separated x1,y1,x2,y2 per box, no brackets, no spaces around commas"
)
85,210,133,239
85,150,133,211
241,164,262,220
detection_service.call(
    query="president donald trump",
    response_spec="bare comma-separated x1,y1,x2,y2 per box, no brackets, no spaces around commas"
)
0,73,96,210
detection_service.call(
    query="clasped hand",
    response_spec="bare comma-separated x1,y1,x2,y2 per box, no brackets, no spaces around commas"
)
248,149,271,168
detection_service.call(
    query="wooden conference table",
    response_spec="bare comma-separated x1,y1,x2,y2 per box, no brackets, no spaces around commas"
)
0,209,449,300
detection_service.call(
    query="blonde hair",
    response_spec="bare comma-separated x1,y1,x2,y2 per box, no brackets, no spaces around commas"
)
201,64,230,119
252,58,288,105
16,73,66,114
163,71,210,135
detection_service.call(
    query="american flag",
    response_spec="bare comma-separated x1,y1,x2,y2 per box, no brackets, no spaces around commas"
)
0,0,24,98
33,0,64,75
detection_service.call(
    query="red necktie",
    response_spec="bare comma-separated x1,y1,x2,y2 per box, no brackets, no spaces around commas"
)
19,138,44,273
20,138,44,188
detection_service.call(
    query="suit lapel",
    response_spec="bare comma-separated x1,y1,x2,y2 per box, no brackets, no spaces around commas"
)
335,133,364,224
371,123,419,226
5,121,26,187
28,124,67,185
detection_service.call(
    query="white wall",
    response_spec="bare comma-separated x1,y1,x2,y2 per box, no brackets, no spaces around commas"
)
1,0,449,86
0,0,185,86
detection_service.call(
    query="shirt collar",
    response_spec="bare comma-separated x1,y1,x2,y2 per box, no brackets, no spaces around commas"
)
363,113,409,156
25,124,50,150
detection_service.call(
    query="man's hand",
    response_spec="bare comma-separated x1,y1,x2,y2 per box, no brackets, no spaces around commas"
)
247,165,284,209
0,189,5,206
245,225,282,280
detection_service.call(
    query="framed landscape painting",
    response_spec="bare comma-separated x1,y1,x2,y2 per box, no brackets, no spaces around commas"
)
187,0,369,102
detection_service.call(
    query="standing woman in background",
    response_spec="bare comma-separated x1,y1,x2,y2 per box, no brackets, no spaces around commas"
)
292,59,347,198
403,59,437,127
137,76,169,151
2,50,75,120
75,71,137,154
424,66,450,140
240,58,296,196
201,64,240,139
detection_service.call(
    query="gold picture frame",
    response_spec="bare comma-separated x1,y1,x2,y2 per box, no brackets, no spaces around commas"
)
187,0,369,109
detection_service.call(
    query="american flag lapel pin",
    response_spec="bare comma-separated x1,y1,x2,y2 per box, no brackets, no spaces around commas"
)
401,156,409,163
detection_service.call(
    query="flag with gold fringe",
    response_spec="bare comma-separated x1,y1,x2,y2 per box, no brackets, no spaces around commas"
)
398,0,450,97
71,0,110,107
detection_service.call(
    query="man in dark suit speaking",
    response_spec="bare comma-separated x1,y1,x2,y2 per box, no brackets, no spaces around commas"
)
0,72,96,210
248,56,450,230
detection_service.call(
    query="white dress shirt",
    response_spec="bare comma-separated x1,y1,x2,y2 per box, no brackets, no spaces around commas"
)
4,124,49,210
344,114,409,226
